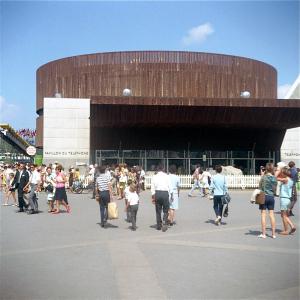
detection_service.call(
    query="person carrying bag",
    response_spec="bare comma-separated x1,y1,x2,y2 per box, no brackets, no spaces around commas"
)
256,163,277,239
209,165,228,226
95,166,113,228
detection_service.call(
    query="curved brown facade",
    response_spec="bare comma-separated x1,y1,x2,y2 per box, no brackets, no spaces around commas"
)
36,51,279,148
37,51,277,111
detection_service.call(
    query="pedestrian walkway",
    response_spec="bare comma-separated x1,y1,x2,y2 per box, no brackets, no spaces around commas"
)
0,190,299,299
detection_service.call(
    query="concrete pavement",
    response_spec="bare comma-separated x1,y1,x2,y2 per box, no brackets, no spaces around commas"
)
0,190,299,299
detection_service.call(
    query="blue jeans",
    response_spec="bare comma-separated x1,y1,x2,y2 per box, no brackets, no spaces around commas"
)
213,195,224,218
99,190,110,225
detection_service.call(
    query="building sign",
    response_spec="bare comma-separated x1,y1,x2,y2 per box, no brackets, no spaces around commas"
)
26,146,37,156
44,150,89,157
281,151,300,160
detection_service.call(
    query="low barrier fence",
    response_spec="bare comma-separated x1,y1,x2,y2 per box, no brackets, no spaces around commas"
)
81,174,261,190
144,175,261,190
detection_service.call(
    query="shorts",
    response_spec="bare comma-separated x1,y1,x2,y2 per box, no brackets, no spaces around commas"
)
280,197,291,211
119,182,126,190
259,194,275,211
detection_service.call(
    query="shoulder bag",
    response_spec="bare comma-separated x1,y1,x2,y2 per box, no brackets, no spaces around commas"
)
221,176,231,205
255,176,266,205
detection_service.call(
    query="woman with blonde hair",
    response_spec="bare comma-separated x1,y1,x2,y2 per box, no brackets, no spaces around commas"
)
258,163,277,239
3,173,18,206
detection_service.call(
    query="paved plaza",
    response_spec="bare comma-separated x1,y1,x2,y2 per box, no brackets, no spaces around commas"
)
1,190,299,300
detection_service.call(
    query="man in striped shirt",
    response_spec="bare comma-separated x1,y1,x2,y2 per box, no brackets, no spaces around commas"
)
96,166,112,228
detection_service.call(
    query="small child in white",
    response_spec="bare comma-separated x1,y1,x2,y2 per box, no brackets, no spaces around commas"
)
125,183,139,231
124,179,133,222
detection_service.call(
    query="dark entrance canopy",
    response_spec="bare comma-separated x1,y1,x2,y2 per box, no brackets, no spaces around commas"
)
90,96,300,151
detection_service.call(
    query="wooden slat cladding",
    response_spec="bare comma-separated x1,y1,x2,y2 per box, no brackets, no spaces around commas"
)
35,116,43,148
36,51,277,111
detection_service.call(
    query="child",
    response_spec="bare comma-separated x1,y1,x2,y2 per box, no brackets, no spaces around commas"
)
125,183,139,231
45,167,56,212
124,179,133,222
277,167,296,235
118,167,127,199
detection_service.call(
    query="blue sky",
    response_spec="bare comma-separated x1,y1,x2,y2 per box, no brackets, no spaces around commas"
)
1,0,299,129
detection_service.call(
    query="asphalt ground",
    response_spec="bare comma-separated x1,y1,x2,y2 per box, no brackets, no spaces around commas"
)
0,189,299,300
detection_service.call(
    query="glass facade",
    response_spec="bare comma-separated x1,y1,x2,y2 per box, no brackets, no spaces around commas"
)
95,149,278,175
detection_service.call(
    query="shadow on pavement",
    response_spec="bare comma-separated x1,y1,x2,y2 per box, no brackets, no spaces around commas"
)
245,229,261,236
96,222,118,229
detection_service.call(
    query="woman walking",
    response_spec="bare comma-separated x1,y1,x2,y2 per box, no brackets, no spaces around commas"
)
209,165,228,226
277,167,296,235
3,173,18,206
52,165,70,214
168,165,180,226
257,163,277,239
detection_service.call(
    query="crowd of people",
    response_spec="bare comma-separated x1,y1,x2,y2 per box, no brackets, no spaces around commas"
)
0,162,70,214
0,160,298,237
16,128,36,144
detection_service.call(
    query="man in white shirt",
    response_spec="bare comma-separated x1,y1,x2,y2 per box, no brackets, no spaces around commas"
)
25,164,41,214
151,164,172,232
88,164,95,180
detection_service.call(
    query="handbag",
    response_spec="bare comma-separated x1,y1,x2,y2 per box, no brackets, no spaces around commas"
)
223,204,229,217
221,192,231,205
255,191,265,205
255,176,266,205
45,184,54,193
108,202,118,220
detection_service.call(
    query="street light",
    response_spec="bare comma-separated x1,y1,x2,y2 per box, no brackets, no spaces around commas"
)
240,91,251,98
122,88,132,96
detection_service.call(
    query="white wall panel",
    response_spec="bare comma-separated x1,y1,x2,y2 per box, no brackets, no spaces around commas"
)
43,98,90,166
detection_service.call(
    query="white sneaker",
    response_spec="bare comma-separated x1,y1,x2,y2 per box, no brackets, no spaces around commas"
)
214,216,221,225
258,234,266,239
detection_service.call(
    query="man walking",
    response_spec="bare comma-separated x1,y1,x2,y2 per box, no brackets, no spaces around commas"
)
151,164,172,232
25,164,41,214
288,161,298,216
16,163,29,212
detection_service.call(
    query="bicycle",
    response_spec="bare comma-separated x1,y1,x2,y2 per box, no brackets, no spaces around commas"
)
70,180,94,194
